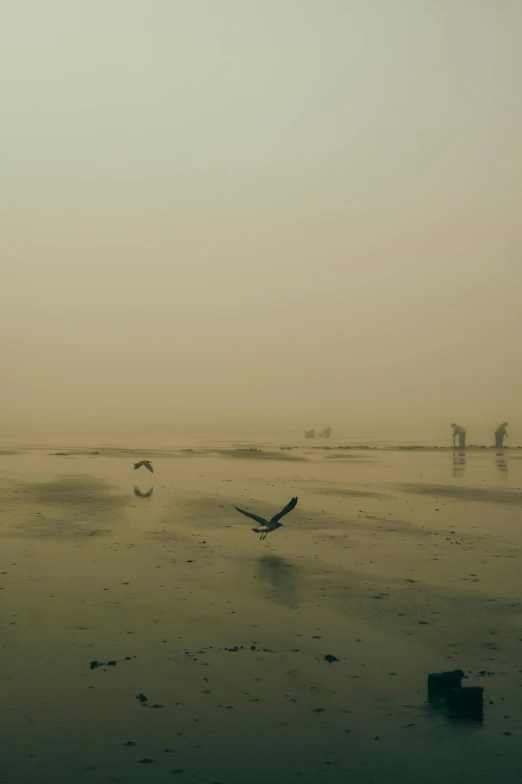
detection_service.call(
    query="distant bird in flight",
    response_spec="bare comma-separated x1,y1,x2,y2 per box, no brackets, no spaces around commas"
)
134,460,153,473
134,486,153,498
233,497,298,540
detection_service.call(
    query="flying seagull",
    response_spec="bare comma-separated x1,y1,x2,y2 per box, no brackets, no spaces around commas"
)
233,496,298,540
134,486,154,498
134,460,153,473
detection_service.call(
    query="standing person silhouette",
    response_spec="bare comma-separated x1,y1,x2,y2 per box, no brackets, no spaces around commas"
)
451,423,466,449
494,422,508,448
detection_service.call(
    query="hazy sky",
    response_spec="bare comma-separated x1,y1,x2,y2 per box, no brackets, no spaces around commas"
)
3,1,521,433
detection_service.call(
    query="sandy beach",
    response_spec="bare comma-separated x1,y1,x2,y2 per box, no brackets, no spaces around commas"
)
1,435,521,784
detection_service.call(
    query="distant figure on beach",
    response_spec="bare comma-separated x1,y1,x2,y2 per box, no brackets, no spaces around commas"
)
494,422,508,448
451,423,466,449
305,429,315,439
319,427,332,438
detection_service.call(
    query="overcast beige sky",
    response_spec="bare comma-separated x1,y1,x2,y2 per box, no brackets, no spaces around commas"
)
2,1,521,433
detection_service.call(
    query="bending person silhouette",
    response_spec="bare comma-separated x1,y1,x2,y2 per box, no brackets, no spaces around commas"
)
494,422,508,448
451,423,466,449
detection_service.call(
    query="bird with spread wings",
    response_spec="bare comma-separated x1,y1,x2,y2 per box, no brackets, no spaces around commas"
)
134,460,153,473
233,496,298,540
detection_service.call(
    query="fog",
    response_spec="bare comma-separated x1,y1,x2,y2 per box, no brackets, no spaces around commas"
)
3,1,521,434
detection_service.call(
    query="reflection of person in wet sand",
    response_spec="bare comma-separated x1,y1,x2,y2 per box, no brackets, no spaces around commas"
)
451,423,466,449
452,451,466,477
494,422,508,448
495,454,508,473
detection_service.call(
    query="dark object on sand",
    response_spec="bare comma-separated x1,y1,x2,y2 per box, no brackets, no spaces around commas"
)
233,496,298,540
305,429,315,438
136,693,148,703
90,657,134,669
447,687,484,721
428,669,465,702
89,659,118,669
324,654,339,663
428,670,484,721
134,460,153,473
319,427,332,438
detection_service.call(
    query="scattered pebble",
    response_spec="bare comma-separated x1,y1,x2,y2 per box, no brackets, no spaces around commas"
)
89,656,135,670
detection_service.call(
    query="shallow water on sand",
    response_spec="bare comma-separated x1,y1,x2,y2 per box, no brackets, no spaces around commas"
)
1,440,521,783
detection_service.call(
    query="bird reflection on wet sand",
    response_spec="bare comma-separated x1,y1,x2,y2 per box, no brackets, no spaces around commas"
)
258,554,298,608
133,485,154,499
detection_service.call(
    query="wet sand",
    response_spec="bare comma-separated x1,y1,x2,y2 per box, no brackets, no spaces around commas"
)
1,441,521,783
